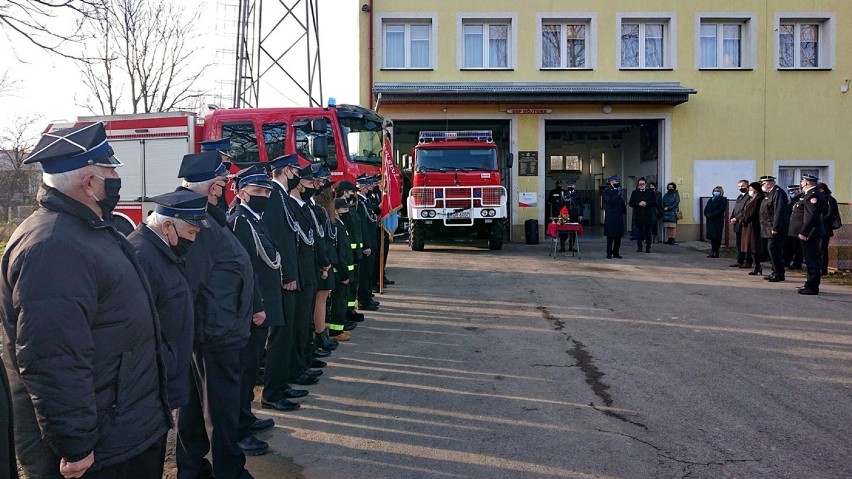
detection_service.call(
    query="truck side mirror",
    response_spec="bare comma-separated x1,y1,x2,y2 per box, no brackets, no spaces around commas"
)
310,119,328,134
505,152,513,168
308,135,328,158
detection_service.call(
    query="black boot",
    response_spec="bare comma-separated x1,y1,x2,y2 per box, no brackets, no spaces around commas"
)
316,329,338,351
748,263,763,276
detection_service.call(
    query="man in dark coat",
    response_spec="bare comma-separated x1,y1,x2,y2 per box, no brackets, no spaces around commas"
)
1,123,170,478
356,175,381,311
628,177,657,253
789,174,825,295
559,179,585,252
229,166,284,456
261,154,307,411
729,179,752,267
547,180,564,224
0,362,15,479
783,185,804,270
758,175,790,282
128,191,208,412
176,151,255,479
603,175,626,259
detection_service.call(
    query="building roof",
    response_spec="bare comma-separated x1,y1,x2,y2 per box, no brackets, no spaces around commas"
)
373,82,696,105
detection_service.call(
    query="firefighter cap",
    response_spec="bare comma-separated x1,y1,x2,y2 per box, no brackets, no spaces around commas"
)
178,151,228,182
235,164,273,190
801,173,819,182
787,184,801,192
336,180,358,192
267,154,301,171
200,138,234,164
150,190,209,228
311,163,332,180
25,123,123,174
759,175,777,183
608,175,619,183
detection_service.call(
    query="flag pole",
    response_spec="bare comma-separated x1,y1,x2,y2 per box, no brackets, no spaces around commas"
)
379,138,386,295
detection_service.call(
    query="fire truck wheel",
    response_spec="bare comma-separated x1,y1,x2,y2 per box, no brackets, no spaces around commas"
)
410,221,425,251
488,222,503,250
112,215,135,237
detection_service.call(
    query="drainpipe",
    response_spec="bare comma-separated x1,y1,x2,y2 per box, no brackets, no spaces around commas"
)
367,0,375,110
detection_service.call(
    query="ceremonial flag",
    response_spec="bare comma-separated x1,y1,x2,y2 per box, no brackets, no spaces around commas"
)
380,133,402,235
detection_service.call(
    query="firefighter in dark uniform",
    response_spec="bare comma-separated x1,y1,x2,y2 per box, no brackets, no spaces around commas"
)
336,180,363,331
128,190,209,412
783,184,804,270
305,165,339,352
228,165,283,456
558,178,585,252
603,175,627,259
758,175,789,282
286,166,325,387
356,174,381,311
176,150,255,479
329,197,355,340
199,138,236,211
789,174,825,295
2,123,170,478
261,154,311,411
547,180,564,224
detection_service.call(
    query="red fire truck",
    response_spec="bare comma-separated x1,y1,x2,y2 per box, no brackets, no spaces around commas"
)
45,104,384,234
406,130,508,251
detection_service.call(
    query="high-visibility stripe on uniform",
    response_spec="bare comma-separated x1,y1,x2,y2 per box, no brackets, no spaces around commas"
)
329,323,344,331
347,264,355,271
359,242,363,247
347,300,356,307
333,267,338,273
350,243,358,249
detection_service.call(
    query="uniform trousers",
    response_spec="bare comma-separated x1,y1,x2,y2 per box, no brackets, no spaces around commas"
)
290,286,317,380
801,237,822,292
263,292,295,403
767,235,785,276
329,277,349,332
239,326,268,439
606,237,622,256
784,235,803,267
177,348,248,479
83,435,167,479
635,224,652,248
819,236,831,274
347,259,360,317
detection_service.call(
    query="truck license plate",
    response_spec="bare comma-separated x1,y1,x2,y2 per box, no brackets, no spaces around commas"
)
448,210,470,219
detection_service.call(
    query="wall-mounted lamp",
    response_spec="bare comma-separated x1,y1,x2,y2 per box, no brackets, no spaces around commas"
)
361,4,371,12
842,80,850,94
602,105,613,114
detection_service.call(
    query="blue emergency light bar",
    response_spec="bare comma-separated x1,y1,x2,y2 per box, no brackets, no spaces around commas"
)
418,130,493,143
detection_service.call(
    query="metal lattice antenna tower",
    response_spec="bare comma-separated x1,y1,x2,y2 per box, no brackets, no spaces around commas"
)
232,0,323,108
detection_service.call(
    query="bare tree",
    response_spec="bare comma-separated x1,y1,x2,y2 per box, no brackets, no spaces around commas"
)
0,70,19,97
0,0,104,59
0,114,43,219
76,0,209,115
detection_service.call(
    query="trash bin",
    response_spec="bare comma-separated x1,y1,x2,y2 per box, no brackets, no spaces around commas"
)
525,219,539,245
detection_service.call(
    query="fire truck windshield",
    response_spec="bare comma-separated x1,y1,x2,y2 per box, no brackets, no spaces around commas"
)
340,118,382,165
415,148,498,172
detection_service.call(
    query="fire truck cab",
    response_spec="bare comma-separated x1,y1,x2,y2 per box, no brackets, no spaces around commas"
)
407,130,507,251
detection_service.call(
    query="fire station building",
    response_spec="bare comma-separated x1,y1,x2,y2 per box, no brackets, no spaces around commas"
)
358,1,851,242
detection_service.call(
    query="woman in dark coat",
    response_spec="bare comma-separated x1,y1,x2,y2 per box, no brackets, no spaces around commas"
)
738,182,765,275
1,363,17,479
817,183,839,276
703,185,728,258
603,175,627,258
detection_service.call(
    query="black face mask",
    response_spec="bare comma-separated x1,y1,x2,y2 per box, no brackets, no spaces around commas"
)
566,187,574,191
739,188,748,194
246,194,269,213
287,175,301,191
169,225,194,257
348,195,358,206
302,187,316,201
95,176,121,216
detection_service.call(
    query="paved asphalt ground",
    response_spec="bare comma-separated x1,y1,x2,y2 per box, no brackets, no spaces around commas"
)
238,233,851,479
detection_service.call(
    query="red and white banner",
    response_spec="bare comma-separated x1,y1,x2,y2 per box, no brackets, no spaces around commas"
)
379,134,403,235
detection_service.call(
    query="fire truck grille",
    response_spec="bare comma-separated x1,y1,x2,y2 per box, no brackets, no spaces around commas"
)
482,187,504,206
445,188,473,209
411,189,435,206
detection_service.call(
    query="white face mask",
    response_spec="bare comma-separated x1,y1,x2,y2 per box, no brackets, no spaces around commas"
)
748,191,756,198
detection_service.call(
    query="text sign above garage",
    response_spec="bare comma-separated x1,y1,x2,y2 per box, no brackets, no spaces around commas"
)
506,108,552,114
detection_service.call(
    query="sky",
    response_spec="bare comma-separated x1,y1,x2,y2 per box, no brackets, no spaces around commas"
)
0,0,360,137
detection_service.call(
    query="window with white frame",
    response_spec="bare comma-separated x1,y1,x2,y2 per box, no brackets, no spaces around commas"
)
778,21,825,69
778,166,824,189
700,22,743,68
620,19,671,68
542,22,590,68
383,21,432,69
463,22,510,68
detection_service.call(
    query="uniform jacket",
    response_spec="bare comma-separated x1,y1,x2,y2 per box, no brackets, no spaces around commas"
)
229,205,285,328
628,188,657,227
789,187,825,239
128,224,194,410
290,195,319,291
547,187,563,218
1,359,17,479
785,193,803,237
759,185,789,238
357,193,379,252
342,200,363,263
182,202,254,352
821,195,839,238
603,186,627,237
332,218,353,283
703,195,728,240
309,202,335,286
261,180,300,286
561,189,585,219
661,190,681,223
730,192,749,233
1,187,170,477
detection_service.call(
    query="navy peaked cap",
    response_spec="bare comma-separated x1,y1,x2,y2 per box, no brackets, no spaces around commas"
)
178,151,228,182
336,180,357,192
25,123,122,174
608,175,619,182
267,153,300,170
759,175,776,183
236,164,272,189
801,173,819,182
311,163,332,179
200,138,231,152
150,190,209,227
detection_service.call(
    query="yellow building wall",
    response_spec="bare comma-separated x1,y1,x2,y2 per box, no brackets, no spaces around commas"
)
360,0,852,236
